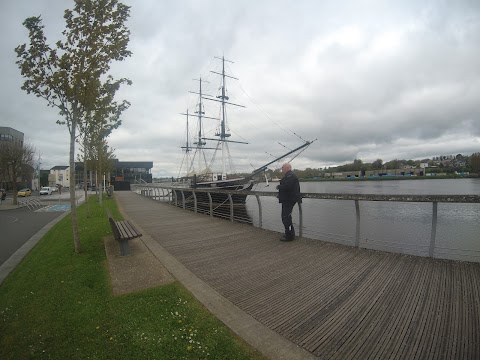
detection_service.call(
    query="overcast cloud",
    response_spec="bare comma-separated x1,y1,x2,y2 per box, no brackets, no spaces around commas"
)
1,0,480,177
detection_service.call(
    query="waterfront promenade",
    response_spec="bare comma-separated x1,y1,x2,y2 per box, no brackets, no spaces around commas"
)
115,191,479,360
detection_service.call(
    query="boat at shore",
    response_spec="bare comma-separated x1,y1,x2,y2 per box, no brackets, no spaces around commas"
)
173,56,313,205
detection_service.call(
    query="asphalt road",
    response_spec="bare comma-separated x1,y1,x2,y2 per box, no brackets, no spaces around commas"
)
0,207,65,266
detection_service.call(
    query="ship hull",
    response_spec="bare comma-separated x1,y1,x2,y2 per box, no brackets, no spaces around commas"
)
172,181,253,223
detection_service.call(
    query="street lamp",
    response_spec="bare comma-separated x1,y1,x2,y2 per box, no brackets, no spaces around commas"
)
37,161,41,190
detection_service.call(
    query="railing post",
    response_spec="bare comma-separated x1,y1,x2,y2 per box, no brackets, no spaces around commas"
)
429,201,438,257
193,191,197,213
207,192,213,217
228,194,234,222
180,190,185,209
355,200,360,248
255,195,262,228
298,201,303,237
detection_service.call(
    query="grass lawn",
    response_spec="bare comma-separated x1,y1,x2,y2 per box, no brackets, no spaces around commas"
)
0,195,266,360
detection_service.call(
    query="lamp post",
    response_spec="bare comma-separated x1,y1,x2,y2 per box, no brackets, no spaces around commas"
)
38,161,41,189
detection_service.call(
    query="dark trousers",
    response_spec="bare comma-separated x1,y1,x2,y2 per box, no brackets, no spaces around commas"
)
281,202,295,238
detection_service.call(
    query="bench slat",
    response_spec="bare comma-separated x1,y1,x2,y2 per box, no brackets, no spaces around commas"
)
119,221,134,239
123,221,142,238
115,220,141,240
116,221,130,239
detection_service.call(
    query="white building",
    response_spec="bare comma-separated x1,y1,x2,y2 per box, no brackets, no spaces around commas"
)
49,166,70,188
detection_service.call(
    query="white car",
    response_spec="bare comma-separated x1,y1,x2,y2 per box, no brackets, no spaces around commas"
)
40,187,53,195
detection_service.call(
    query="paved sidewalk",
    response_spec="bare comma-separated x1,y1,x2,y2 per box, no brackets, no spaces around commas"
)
0,197,19,210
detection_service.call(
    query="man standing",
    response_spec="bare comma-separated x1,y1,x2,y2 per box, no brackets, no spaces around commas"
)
276,163,302,241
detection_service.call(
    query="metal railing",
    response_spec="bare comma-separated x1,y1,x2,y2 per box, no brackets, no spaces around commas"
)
133,184,480,261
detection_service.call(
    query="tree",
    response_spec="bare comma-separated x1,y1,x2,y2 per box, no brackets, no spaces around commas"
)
0,141,35,205
80,77,129,207
372,159,383,170
352,159,363,171
471,153,480,174
15,0,132,253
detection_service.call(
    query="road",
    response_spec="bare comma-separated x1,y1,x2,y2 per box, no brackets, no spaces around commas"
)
0,190,86,267
0,207,66,266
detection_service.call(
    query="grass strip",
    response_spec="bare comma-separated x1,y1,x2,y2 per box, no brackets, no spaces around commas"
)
0,195,266,360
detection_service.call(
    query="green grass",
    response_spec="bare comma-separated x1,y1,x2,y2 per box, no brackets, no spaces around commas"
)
0,196,266,360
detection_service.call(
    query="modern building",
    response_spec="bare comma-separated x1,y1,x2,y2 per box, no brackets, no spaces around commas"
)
0,127,32,190
0,127,24,146
110,160,153,184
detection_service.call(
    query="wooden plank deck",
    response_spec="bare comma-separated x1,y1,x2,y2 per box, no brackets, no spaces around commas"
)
116,191,480,359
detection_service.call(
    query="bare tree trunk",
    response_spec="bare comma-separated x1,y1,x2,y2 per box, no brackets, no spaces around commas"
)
70,122,81,253
83,155,90,218
12,167,18,206
98,148,103,206
83,135,90,217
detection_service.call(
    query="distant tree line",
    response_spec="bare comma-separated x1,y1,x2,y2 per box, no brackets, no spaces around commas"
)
251,153,480,180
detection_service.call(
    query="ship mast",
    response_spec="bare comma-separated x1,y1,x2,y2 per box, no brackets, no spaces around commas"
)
219,58,229,177
187,77,218,176
179,109,192,176
202,56,247,179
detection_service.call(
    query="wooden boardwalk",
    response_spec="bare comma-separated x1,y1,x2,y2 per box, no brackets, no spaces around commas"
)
116,191,480,359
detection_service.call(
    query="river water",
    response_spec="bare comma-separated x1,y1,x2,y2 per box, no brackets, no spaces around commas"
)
247,178,480,263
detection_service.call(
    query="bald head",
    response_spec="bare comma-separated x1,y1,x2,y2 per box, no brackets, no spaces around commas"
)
281,163,292,173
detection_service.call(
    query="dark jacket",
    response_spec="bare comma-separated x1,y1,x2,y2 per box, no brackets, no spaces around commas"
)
277,170,302,204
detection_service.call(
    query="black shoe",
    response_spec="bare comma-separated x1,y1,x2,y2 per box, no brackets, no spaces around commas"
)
290,229,295,239
280,234,293,241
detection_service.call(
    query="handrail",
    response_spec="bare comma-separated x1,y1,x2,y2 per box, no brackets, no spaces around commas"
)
136,184,480,203
134,184,480,261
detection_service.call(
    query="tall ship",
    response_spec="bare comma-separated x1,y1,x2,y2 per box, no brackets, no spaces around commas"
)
174,56,313,206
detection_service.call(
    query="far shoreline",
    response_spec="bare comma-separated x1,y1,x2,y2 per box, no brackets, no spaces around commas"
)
298,174,478,182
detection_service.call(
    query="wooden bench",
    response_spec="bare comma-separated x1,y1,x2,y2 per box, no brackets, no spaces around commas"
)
106,208,142,256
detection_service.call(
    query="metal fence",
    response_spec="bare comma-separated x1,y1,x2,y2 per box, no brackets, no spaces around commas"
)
17,198,44,210
133,184,480,262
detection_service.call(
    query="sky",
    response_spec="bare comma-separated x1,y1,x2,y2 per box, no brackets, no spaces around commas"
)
1,0,480,177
